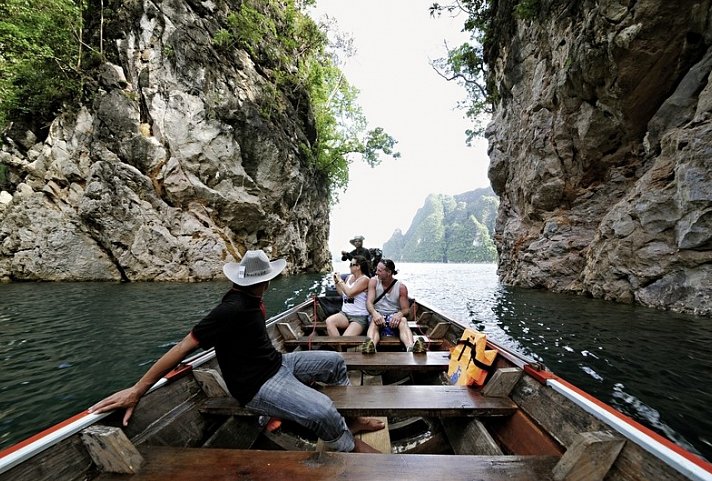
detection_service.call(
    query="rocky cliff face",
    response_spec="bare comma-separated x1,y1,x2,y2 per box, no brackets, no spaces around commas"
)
0,0,331,281
488,0,712,316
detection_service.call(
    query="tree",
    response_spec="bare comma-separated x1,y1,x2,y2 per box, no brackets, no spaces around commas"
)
0,0,84,130
429,0,495,143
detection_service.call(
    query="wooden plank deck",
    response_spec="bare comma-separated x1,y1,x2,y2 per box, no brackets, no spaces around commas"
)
94,446,559,481
340,351,450,371
200,385,517,418
347,370,390,453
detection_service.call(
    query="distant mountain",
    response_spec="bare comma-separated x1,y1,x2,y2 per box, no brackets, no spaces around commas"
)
383,187,498,263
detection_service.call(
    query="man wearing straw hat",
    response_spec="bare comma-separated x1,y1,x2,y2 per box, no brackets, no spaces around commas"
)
90,249,382,453
341,235,379,275
341,235,371,262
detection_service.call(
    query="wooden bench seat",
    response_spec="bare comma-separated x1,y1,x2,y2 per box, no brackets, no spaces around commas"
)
94,446,559,481
319,385,517,417
299,320,427,331
340,351,450,371
283,335,442,350
200,385,517,418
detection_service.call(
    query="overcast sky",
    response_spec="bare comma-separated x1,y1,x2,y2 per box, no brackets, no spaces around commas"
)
307,1,491,259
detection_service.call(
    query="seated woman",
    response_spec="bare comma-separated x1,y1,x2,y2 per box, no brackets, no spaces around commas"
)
326,256,371,336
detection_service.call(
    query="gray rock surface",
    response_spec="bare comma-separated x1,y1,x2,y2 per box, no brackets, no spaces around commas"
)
0,0,330,281
488,0,712,315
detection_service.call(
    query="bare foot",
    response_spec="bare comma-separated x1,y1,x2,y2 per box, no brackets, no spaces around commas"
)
348,417,385,434
352,438,380,453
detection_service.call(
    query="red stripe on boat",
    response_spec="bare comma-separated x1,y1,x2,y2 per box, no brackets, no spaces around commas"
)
523,364,557,383
0,363,195,462
0,410,90,460
165,363,193,380
554,377,712,473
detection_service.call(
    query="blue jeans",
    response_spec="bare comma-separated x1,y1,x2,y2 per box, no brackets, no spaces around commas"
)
244,351,354,452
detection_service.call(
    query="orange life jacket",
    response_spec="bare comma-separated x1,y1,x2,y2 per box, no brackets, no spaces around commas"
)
447,328,497,387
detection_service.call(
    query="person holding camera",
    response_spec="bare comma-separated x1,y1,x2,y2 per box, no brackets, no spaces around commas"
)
326,255,371,336
340,235,372,273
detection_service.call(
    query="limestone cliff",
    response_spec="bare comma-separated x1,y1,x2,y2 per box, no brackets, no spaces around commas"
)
0,0,330,281
383,188,498,263
487,0,712,315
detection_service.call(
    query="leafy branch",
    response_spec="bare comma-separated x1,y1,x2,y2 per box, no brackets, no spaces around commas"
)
429,0,540,143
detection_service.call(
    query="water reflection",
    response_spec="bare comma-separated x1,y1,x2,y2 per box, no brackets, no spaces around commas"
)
485,285,712,458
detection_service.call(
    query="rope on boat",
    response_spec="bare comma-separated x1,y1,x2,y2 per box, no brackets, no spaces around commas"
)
307,294,318,350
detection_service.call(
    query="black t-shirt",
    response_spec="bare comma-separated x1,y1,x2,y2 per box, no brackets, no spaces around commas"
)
344,247,371,261
349,247,371,261
191,289,282,404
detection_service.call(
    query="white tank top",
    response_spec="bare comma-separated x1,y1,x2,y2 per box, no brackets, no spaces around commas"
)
342,276,368,316
374,278,400,315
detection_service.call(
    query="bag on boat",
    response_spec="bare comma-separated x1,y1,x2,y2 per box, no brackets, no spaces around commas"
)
447,328,497,387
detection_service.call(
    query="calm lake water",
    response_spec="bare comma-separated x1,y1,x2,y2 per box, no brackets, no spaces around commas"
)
1,262,710,461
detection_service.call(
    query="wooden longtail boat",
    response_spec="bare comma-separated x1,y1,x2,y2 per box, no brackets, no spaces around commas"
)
1,296,711,481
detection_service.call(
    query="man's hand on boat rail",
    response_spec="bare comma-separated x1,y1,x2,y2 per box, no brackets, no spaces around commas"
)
88,386,144,426
88,332,200,426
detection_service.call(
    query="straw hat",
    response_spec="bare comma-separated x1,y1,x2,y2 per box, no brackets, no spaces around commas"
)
223,250,287,286
349,235,365,246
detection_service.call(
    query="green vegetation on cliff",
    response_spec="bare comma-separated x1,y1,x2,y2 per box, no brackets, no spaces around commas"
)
383,187,498,263
213,0,400,195
0,0,85,129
